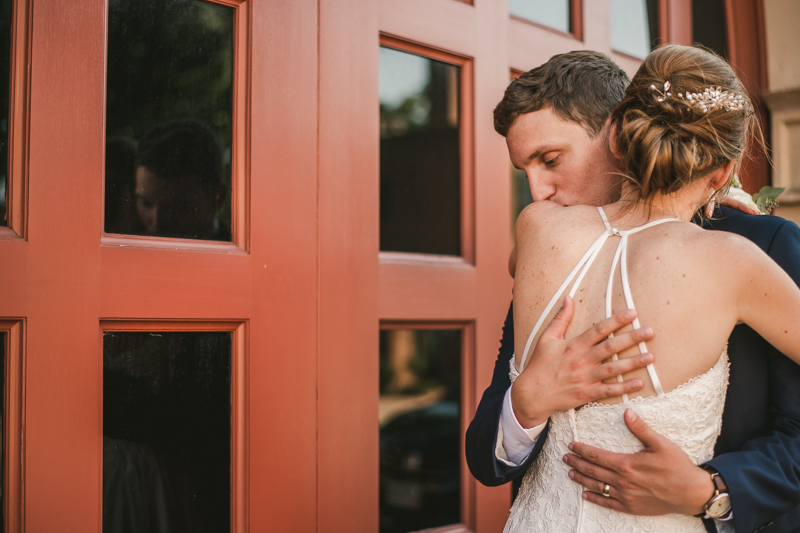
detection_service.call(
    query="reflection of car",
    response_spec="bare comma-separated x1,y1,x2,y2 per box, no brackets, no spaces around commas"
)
379,400,460,533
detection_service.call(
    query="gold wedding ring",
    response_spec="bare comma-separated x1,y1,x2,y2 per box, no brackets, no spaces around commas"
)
602,484,611,498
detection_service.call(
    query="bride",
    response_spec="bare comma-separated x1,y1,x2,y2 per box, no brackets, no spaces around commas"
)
504,44,800,532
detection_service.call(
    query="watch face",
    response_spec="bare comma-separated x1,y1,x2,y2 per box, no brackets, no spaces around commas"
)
707,494,732,518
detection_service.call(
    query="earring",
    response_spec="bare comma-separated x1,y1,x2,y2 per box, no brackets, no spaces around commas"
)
704,191,717,218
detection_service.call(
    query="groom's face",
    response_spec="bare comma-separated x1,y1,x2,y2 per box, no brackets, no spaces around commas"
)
506,107,619,207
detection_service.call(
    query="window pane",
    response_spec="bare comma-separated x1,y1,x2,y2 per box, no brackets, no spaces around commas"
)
103,331,231,532
380,47,461,256
692,0,728,59
511,166,532,241
611,0,659,59
105,0,234,241
0,0,12,226
379,329,461,532
509,0,570,33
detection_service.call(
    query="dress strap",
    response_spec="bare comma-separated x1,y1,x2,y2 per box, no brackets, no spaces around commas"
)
517,230,612,371
597,206,680,398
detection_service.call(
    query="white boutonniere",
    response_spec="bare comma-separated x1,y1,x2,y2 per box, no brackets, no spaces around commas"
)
729,174,784,215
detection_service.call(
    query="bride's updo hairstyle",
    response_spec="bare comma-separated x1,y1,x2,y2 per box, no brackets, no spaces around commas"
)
611,44,760,209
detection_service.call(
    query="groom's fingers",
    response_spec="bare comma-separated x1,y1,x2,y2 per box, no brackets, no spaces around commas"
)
566,442,625,475
562,451,619,487
587,328,655,364
592,352,653,382
570,308,641,348
581,490,626,512
539,295,575,342
623,408,666,450
589,379,644,400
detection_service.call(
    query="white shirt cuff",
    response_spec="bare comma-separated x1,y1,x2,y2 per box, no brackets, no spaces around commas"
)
495,386,547,466
714,516,734,533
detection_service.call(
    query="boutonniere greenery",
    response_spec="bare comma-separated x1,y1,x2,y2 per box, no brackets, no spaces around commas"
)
729,174,784,215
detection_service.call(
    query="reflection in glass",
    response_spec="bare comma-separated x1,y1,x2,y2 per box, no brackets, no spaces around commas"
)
509,0,570,33
611,0,659,59
379,329,461,533
692,0,728,59
103,332,231,533
511,166,533,241
106,0,234,240
0,0,12,226
380,47,461,256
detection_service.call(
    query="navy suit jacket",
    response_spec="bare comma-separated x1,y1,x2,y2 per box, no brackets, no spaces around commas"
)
465,207,800,533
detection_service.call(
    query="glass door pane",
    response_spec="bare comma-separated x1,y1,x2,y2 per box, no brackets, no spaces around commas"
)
379,328,461,532
380,47,461,256
103,331,231,532
0,0,12,226
106,0,234,240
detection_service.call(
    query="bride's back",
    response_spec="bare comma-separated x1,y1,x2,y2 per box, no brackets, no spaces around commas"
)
513,201,744,402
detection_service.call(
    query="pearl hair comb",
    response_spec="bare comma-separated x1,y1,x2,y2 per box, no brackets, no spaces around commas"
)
650,81,745,113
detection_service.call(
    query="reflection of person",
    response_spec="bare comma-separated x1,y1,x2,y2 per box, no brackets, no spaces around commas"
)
466,48,800,533
134,120,229,241
105,136,142,235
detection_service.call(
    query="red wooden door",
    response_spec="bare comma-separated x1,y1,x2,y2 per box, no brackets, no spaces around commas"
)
0,1,320,531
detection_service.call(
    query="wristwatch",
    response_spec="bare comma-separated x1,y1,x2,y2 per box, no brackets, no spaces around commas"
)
697,466,732,519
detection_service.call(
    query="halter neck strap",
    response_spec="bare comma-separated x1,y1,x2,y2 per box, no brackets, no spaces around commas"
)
517,207,682,400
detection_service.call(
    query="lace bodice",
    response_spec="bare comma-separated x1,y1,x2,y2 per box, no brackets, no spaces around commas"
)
504,351,730,533
505,207,732,532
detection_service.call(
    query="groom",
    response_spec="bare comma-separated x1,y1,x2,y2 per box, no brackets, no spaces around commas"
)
466,50,800,533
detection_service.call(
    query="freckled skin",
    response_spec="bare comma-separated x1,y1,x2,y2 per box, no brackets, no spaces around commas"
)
513,191,800,400
506,108,622,206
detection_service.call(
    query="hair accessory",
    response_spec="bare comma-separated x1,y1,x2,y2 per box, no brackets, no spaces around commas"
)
650,81,744,113
650,81,672,102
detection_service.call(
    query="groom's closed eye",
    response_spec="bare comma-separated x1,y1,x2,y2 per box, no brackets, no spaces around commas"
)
544,154,561,167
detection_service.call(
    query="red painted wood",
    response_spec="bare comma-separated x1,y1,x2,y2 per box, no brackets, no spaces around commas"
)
666,0,693,45
318,0,380,531
725,0,770,192
247,1,319,532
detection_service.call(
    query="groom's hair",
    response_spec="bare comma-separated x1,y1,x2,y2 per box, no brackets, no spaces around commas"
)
494,51,629,138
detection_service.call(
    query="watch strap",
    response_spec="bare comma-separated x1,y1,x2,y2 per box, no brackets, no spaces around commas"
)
695,466,729,518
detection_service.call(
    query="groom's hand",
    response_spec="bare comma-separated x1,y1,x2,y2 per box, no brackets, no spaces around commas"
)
564,409,715,516
511,296,656,428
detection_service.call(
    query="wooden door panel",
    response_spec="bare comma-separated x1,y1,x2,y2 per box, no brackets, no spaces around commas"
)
318,0,379,531
98,248,252,319
248,0,319,531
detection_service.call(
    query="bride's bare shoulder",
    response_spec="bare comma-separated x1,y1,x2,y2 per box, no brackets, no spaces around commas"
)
678,222,765,271
516,202,596,236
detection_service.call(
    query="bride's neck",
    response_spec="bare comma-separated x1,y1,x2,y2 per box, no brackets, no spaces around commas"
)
605,181,709,224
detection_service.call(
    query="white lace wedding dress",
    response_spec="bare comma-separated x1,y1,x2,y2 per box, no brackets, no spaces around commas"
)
503,207,731,533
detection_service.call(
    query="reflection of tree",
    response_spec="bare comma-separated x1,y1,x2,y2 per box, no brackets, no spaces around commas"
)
107,0,233,177
379,60,458,139
379,58,462,255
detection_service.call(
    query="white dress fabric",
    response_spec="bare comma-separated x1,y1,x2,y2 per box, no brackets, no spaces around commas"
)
504,207,731,533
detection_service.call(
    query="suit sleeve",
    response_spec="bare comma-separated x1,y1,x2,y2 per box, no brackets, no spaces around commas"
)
705,220,800,533
465,301,550,486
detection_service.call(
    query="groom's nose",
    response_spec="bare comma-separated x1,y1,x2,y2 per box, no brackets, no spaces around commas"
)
527,174,556,202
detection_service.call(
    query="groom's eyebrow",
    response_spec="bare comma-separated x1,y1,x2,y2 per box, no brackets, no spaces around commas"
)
525,142,564,164
524,149,542,164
